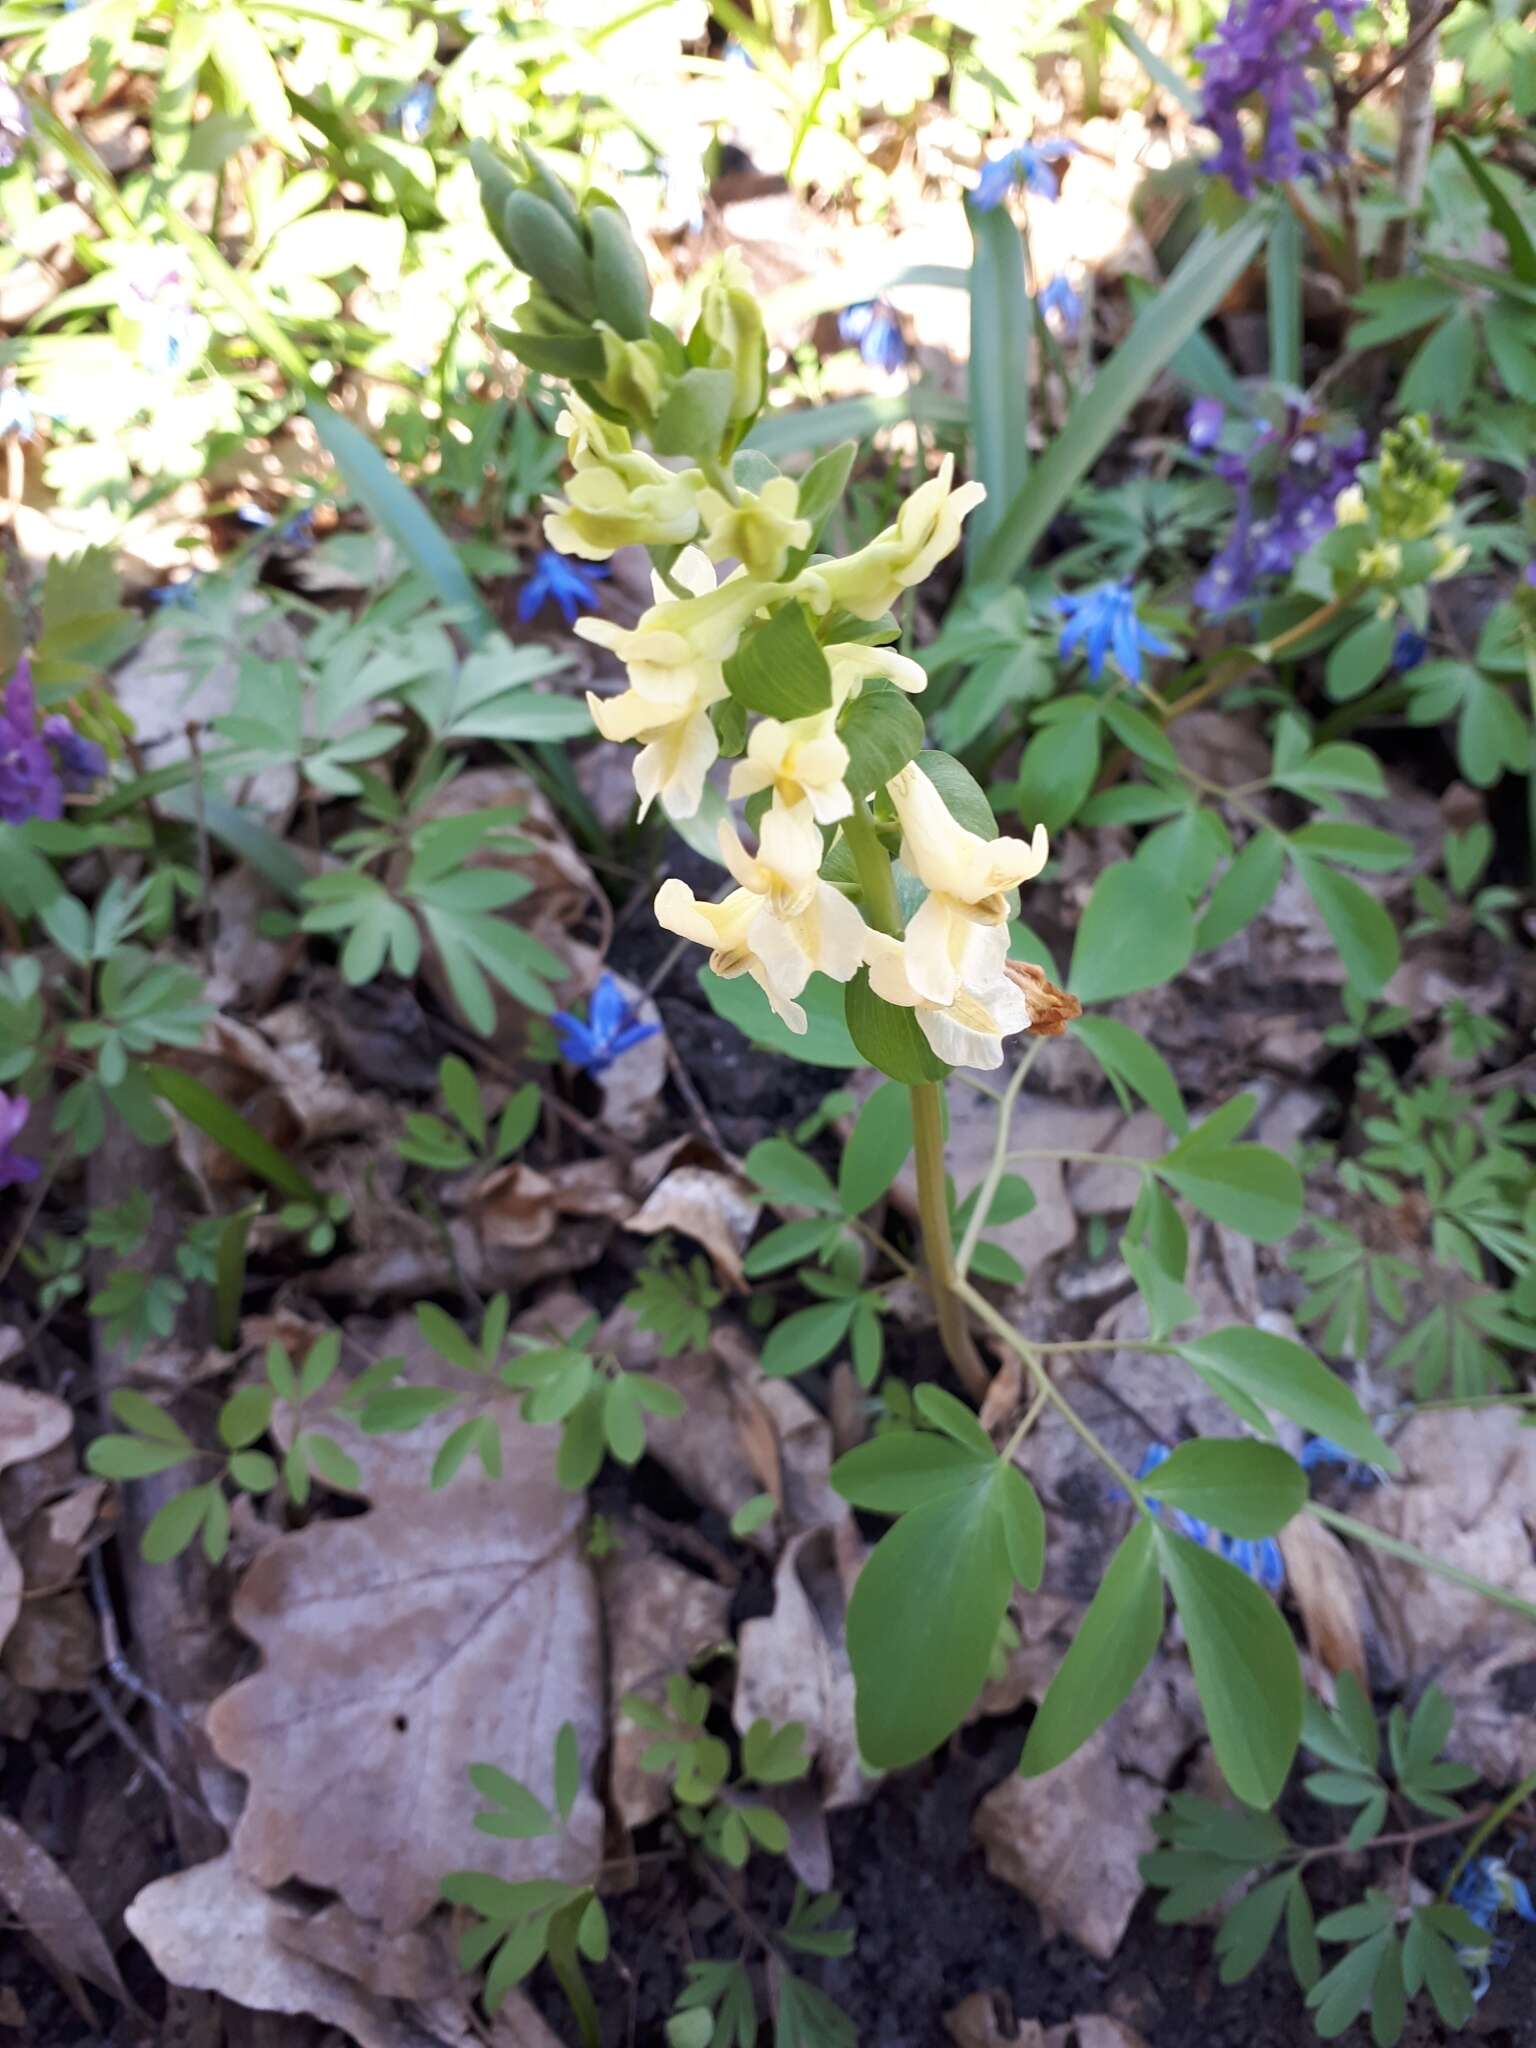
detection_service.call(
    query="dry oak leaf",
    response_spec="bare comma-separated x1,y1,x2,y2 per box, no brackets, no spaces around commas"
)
207,1469,603,1931
0,1386,72,1658
0,1811,133,2019
126,1852,458,2048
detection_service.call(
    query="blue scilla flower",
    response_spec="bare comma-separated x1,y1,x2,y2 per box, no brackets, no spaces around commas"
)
1452,1856,1536,1997
0,385,34,439
397,82,435,144
1300,1436,1384,1488
1392,623,1428,672
518,548,608,626
1037,275,1082,338
1221,1535,1286,1595
837,299,907,375
973,137,1078,211
1055,580,1177,684
551,973,660,1074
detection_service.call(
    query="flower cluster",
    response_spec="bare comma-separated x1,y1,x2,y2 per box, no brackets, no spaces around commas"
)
1450,1855,1536,1999
571,454,1074,1068
1324,413,1468,596
1195,0,1362,197
1191,395,1366,612
1136,1443,1286,1594
0,659,107,826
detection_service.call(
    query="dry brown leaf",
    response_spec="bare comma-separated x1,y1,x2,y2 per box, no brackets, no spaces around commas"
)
945,1994,1044,2047
0,1387,72,1656
1351,1406,1536,1781
125,1853,448,2048
734,1526,866,1815
471,1155,631,1251
972,1726,1167,1961
625,1163,761,1291
208,1472,603,1930
271,1901,453,2001
1278,1513,1368,1690
0,1811,132,2015
602,1526,733,1829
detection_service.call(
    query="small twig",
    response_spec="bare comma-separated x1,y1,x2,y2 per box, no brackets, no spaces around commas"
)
1298,1806,1492,1870
87,1547,193,1735
664,1039,728,1159
1341,0,1460,110
632,1505,740,1588
86,1678,211,1826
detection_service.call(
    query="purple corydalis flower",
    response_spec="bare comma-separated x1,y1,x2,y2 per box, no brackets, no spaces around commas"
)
1056,580,1177,684
1195,0,1363,197
1187,396,1226,451
1194,398,1365,613
518,548,608,626
551,972,659,1073
42,716,106,792
973,137,1077,210
0,1091,38,1190
838,299,907,375
0,660,62,825
0,80,29,170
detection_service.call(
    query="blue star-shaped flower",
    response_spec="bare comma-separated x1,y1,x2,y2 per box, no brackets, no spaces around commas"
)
551,973,660,1074
837,299,907,375
1037,274,1082,338
1220,1535,1286,1595
973,137,1078,211
1300,1436,1385,1487
517,548,609,626
1055,580,1177,684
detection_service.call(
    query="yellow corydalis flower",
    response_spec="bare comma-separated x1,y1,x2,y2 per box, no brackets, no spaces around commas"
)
885,761,1048,1006
543,400,702,560
863,931,1032,1071
826,642,928,706
698,476,811,581
729,711,851,824
807,455,986,622
654,802,866,1032
577,548,771,820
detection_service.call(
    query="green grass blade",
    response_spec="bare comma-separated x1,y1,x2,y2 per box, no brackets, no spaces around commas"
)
305,401,495,645
746,388,968,460
1105,13,1200,112
1267,207,1303,387
147,1065,321,1205
972,209,1271,585
965,199,1033,563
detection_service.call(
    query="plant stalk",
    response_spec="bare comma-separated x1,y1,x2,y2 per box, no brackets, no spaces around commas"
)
841,794,988,1398
911,1079,989,1399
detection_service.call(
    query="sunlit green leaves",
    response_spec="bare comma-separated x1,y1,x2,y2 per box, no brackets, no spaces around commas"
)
1069,860,1196,1003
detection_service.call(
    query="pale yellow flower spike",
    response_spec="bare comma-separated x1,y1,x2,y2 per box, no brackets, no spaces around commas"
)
885,761,1049,1007
864,931,1033,1071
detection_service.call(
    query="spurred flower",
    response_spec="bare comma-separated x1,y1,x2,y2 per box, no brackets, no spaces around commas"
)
697,476,811,581
0,659,63,826
806,456,985,622
654,803,866,1032
579,548,763,819
864,931,1033,1071
885,762,1048,1007
728,711,851,824
826,642,928,705
543,399,702,560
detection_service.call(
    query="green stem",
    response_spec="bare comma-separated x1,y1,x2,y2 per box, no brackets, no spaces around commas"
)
1439,1770,1536,1902
956,1038,1038,1280
912,1079,988,1399
1310,1503,1536,1626
699,456,741,507
840,794,901,934
955,1275,1146,1504
840,796,987,1397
